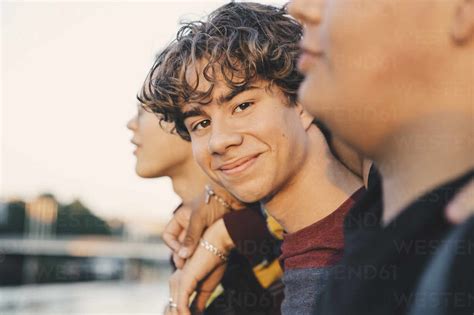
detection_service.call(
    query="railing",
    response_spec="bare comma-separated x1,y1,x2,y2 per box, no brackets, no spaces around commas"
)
0,237,170,261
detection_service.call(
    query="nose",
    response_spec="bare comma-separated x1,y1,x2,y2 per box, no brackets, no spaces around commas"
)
127,114,138,131
288,0,323,25
208,120,243,155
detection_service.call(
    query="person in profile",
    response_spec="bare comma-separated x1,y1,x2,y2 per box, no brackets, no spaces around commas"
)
289,0,474,314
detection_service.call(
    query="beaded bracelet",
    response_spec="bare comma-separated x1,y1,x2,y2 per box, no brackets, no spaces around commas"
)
199,238,229,262
204,185,232,210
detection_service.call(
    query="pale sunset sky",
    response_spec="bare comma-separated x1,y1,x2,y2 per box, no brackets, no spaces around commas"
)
1,0,286,229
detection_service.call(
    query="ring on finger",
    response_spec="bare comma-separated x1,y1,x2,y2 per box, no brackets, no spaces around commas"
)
168,297,178,309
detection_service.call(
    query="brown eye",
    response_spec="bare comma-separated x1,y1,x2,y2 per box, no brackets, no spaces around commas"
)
234,102,253,113
192,119,211,131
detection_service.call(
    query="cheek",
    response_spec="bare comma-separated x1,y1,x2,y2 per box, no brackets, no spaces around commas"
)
327,1,400,83
191,138,211,172
139,120,161,145
299,66,333,120
276,117,307,167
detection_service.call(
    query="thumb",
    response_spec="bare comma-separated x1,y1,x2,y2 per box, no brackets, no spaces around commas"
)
179,211,206,259
190,290,213,315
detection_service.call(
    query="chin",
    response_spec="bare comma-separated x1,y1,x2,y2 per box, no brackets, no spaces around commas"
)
229,185,266,204
136,169,151,178
298,78,320,117
136,165,160,179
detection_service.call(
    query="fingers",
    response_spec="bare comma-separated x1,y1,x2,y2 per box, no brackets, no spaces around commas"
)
179,208,207,259
173,230,187,269
176,274,196,315
167,270,181,315
446,179,474,224
176,243,227,314
162,206,192,252
172,252,185,270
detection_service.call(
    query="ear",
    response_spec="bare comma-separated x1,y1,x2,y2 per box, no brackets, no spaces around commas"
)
451,0,474,44
295,102,314,131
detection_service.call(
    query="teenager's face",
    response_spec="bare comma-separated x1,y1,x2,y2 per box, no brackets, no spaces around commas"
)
182,68,310,203
127,105,192,178
289,0,456,157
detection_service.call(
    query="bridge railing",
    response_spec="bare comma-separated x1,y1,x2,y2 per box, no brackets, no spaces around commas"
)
0,237,171,261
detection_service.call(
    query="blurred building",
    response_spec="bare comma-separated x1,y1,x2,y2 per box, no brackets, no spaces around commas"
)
25,194,58,239
0,193,172,286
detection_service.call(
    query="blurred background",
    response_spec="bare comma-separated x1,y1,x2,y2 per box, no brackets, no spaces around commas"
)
1,0,284,314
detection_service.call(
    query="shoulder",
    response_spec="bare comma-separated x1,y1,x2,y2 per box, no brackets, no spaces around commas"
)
408,216,474,315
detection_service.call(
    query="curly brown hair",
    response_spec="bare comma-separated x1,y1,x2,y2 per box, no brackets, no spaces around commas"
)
138,2,303,141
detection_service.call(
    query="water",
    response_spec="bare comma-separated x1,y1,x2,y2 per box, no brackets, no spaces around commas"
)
0,280,170,315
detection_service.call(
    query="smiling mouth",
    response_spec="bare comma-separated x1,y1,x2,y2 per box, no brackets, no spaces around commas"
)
219,154,261,176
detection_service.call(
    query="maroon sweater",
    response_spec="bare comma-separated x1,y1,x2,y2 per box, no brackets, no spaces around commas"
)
280,188,366,270
279,188,366,314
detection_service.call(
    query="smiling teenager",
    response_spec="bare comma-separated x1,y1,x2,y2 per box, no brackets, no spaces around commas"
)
141,3,366,314
289,0,474,314
130,44,292,315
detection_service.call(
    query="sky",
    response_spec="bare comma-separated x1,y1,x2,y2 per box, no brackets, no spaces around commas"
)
1,0,286,230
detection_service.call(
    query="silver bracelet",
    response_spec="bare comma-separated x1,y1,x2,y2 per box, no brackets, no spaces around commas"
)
199,238,229,262
204,185,232,210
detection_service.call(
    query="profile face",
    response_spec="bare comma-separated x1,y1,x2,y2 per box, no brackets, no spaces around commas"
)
181,64,311,203
289,0,454,157
127,105,192,178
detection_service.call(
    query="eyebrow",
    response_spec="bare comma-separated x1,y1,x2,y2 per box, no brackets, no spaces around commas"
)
182,107,206,120
136,93,147,105
217,85,259,105
182,85,260,120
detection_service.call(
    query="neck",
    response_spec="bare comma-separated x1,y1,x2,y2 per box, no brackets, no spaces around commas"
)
377,111,474,225
263,126,363,233
169,159,209,206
